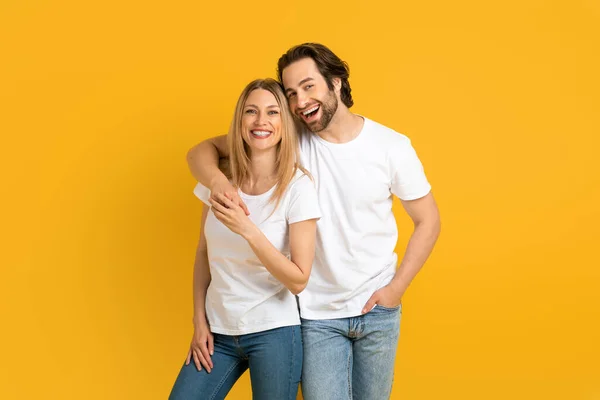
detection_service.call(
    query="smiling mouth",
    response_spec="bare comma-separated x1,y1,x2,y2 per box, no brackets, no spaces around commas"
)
250,130,272,139
301,105,320,120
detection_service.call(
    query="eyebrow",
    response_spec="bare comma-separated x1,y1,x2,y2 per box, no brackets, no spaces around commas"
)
244,104,280,109
285,77,314,93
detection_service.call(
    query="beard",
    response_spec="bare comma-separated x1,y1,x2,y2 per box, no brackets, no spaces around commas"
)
302,91,339,133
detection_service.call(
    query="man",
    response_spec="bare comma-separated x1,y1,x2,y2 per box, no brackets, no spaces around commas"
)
187,43,441,399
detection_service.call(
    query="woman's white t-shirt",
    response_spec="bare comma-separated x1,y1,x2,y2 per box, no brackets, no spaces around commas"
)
194,170,321,335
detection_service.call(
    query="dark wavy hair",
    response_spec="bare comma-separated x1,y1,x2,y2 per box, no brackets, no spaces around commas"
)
277,43,354,108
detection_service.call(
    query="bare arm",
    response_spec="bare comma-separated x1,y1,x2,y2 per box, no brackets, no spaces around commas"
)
187,136,249,215
245,219,318,295
390,192,441,296
186,207,214,372
210,194,318,295
362,192,441,312
192,206,211,327
187,135,229,187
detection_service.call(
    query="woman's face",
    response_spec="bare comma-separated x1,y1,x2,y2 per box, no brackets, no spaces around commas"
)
241,89,282,152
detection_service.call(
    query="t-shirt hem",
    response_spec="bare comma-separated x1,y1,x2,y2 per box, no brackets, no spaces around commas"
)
288,213,322,225
193,183,211,205
209,320,300,336
398,185,432,201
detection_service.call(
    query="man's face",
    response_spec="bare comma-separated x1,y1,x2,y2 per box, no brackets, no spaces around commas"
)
282,58,339,133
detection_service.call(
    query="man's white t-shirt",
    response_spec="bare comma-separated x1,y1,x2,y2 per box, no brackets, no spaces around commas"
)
298,117,432,320
194,170,321,335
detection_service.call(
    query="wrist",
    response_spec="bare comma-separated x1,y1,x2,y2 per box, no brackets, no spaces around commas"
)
208,174,228,191
192,314,207,326
389,278,407,297
241,224,261,242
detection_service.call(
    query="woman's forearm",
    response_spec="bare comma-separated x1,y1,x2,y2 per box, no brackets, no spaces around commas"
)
192,249,211,325
243,226,311,295
192,207,211,326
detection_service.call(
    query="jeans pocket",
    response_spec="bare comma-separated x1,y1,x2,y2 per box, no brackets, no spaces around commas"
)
374,304,402,312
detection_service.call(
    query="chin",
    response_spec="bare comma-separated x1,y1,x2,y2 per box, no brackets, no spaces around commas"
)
307,122,326,133
250,143,277,152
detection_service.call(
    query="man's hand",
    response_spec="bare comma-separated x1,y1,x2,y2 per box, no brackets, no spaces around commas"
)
209,177,250,216
209,194,258,239
361,284,403,314
186,319,214,373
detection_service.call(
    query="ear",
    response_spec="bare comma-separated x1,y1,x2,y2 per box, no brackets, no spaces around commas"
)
332,77,342,95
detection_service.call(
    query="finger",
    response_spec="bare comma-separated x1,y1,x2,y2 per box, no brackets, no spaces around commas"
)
208,333,214,356
239,199,250,216
211,208,227,223
208,196,227,210
210,206,229,224
210,192,226,205
216,193,237,209
199,342,213,369
362,294,379,314
192,349,202,371
195,348,212,373
209,198,229,214
217,194,239,210
185,349,192,365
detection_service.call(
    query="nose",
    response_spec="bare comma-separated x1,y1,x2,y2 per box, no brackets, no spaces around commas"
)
296,91,309,109
255,111,268,126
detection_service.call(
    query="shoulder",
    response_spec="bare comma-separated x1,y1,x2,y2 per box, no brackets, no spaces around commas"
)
289,169,315,190
363,117,412,149
283,169,317,205
284,168,321,221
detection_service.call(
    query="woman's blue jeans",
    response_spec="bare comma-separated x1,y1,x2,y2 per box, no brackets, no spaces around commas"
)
169,325,302,400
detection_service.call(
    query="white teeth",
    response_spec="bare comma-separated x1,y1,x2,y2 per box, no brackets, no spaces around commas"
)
302,106,319,116
252,130,271,137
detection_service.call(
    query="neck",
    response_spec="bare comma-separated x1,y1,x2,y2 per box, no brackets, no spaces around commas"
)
317,105,364,144
246,147,278,187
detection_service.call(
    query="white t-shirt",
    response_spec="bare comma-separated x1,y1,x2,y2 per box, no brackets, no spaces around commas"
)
298,117,432,320
194,170,321,335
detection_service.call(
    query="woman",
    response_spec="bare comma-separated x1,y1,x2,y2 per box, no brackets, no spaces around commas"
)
169,79,320,400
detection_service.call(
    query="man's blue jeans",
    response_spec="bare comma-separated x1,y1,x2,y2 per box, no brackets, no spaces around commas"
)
300,305,401,400
169,325,302,400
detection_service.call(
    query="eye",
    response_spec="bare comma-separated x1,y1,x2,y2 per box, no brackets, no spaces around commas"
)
305,84,313,90
268,110,279,115
245,109,257,114
287,92,296,99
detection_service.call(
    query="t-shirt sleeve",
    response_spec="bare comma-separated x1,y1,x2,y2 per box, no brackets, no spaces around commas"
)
286,174,322,224
193,182,211,206
390,136,432,200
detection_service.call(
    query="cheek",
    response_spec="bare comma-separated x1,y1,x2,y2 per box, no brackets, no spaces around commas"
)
273,117,282,133
242,115,252,130
288,98,298,112
270,119,282,142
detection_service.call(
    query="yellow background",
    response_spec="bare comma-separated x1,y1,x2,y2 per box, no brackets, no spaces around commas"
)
2,0,599,399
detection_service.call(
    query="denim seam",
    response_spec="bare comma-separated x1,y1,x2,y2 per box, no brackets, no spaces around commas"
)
209,359,243,400
347,342,352,400
289,327,295,400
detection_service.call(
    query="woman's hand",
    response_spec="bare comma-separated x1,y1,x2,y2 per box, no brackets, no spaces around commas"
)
209,178,250,216
185,319,214,373
209,194,258,239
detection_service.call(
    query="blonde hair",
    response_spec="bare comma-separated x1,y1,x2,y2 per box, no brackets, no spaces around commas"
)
227,78,309,211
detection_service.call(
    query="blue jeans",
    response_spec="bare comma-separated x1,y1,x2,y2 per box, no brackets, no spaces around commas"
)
169,325,302,400
300,305,401,400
